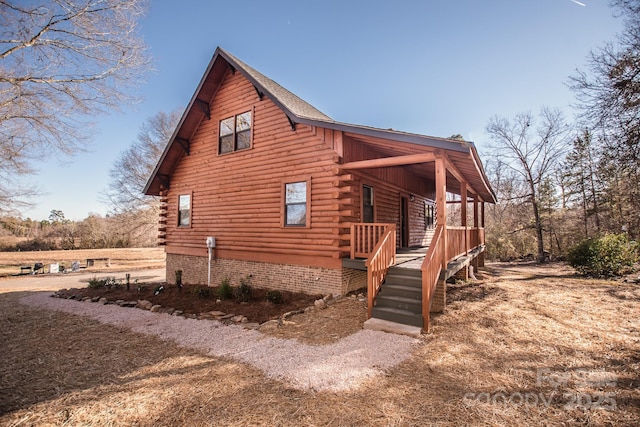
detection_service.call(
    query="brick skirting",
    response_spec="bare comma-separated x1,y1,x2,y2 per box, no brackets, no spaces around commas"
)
166,254,366,296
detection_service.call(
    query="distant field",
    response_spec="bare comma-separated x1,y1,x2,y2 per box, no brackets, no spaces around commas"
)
0,247,165,277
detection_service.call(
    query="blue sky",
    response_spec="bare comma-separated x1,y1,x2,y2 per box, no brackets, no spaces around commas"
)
23,0,622,221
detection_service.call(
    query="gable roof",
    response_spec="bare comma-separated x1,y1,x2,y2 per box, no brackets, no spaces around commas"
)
144,47,496,203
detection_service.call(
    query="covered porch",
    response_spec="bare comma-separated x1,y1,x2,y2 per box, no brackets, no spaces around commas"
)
340,147,494,333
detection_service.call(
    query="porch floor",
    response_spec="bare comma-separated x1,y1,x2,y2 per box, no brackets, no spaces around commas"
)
342,246,428,271
343,245,484,279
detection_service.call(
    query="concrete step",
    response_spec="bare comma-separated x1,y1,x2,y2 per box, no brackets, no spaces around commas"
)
371,306,423,327
375,294,422,312
363,318,422,338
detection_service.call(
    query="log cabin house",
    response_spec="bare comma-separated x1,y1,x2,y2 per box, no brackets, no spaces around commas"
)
144,47,496,332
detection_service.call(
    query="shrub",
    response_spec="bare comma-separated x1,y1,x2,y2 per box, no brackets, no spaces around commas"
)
234,276,252,302
567,233,638,278
266,290,283,304
87,276,121,289
217,278,233,300
193,286,211,298
87,276,102,289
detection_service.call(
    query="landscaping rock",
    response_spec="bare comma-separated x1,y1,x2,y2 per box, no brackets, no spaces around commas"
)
259,319,280,331
99,297,108,305
243,322,260,330
282,309,304,320
115,300,125,306
219,313,235,320
137,300,153,310
172,310,183,316
91,296,101,303
160,307,175,315
149,304,162,313
121,301,137,308
323,294,333,303
82,297,92,302
208,310,226,317
231,315,247,323
314,298,327,309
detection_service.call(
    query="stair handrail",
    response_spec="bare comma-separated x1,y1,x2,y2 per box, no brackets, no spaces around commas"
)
421,224,444,332
364,224,396,318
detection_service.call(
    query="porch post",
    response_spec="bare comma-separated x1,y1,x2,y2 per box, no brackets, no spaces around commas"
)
473,194,480,272
461,182,468,255
435,153,447,270
473,194,479,228
431,152,448,315
479,201,486,267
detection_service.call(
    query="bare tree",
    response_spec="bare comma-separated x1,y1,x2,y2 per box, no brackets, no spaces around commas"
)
0,0,150,212
104,109,180,213
486,108,571,262
103,109,180,245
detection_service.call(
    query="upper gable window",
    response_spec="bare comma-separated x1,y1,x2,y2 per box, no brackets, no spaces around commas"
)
219,111,252,154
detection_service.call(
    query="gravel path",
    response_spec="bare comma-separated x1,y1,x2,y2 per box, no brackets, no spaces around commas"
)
21,293,417,392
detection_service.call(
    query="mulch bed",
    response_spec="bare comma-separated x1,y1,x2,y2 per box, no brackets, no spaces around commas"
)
54,283,321,324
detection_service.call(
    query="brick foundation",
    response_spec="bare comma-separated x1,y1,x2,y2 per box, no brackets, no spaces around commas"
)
430,278,446,313
166,254,362,296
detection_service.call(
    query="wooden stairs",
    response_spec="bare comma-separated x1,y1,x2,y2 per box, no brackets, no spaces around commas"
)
370,266,423,327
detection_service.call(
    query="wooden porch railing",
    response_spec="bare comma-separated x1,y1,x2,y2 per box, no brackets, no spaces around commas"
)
364,224,396,318
446,227,485,260
447,227,467,261
421,224,444,332
350,223,393,259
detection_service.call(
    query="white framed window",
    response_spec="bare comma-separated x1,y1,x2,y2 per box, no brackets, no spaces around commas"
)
178,194,191,227
283,179,310,227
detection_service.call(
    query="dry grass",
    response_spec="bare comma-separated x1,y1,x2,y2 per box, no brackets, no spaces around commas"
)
0,262,638,426
0,247,165,276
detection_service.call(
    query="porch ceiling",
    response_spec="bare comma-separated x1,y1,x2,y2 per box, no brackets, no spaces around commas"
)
343,132,496,203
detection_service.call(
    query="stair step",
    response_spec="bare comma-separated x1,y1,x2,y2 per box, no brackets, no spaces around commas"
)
388,266,422,278
363,318,422,337
375,295,421,312
379,283,421,299
384,274,422,287
371,306,423,327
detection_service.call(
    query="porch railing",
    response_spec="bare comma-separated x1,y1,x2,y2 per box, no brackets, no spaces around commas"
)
421,224,444,332
447,227,467,261
351,223,393,259
448,227,484,260
364,224,396,318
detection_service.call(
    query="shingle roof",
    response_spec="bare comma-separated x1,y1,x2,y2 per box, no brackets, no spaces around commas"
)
220,49,334,123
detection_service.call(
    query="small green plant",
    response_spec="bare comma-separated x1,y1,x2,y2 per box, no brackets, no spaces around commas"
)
217,278,233,300
568,233,639,278
104,277,122,289
234,275,253,302
175,269,183,290
88,276,102,289
87,276,121,289
193,286,211,298
266,290,283,304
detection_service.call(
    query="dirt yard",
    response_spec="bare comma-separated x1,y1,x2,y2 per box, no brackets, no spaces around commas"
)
0,262,638,426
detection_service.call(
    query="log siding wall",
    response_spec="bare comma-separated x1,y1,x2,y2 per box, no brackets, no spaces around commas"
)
164,71,343,271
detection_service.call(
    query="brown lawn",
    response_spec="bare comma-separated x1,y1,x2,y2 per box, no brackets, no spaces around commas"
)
0,247,165,277
0,262,638,426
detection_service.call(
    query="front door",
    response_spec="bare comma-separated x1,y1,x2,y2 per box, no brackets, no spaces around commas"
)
400,196,409,247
